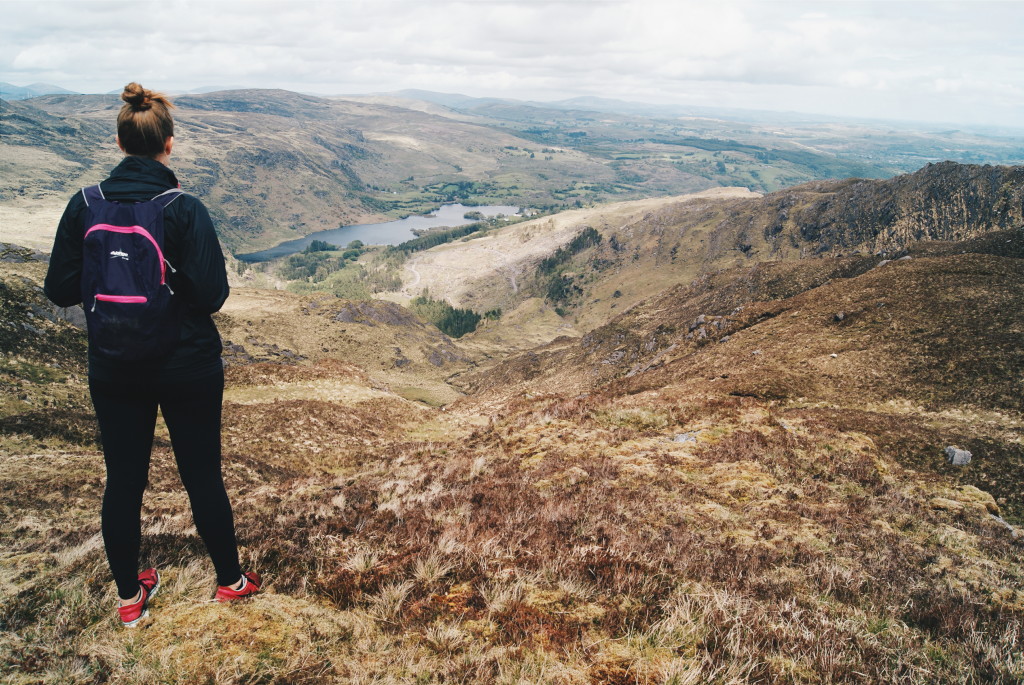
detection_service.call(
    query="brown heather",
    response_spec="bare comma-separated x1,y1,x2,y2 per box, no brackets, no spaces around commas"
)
1,225,1022,681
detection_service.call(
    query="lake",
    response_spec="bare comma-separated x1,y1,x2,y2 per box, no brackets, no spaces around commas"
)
235,203,521,262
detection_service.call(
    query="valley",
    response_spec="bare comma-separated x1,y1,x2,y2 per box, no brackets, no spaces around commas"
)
0,88,1022,682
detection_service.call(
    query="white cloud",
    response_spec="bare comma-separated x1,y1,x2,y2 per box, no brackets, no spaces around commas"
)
1,0,1022,127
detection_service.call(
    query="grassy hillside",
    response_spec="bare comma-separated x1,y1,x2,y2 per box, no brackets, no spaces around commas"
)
377,161,1024,339
457,229,1024,512
1,228,1021,680
1,163,1021,682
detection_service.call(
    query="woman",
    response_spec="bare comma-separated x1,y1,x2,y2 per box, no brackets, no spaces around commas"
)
44,83,260,627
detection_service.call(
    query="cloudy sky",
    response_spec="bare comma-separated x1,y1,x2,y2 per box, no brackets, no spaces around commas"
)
3,0,1022,128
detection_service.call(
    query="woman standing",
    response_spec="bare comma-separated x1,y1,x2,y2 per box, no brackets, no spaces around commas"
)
44,83,260,626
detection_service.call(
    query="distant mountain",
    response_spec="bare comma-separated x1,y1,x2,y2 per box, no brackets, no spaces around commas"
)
387,89,1024,170
391,89,509,110
186,85,249,94
4,88,1024,254
544,95,836,124
387,90,1014,130
0,82,78,100
2,89,640,251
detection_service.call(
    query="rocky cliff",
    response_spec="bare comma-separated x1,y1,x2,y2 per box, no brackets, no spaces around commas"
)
761,161,1024,254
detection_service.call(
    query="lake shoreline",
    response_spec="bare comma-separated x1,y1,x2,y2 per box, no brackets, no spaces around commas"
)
235,203,521,262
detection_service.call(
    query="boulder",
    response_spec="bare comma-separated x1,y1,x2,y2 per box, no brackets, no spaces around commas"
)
944,446,972,466
55,305,87,329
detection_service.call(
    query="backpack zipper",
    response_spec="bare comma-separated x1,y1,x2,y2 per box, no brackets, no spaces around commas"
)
85,224,168,283
164,259,176,295
93,294,149,311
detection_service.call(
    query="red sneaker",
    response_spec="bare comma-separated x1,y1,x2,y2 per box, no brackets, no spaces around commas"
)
118,568,160,627
215,571,262,602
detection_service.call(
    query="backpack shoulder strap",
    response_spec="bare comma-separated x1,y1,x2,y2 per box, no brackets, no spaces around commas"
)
81,185,105,207
81,185,184,209
151,188,184,209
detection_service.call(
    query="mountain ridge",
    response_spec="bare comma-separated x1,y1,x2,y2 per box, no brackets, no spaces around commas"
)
0,82,78,100
5,88,1024,254
382,161,1022,335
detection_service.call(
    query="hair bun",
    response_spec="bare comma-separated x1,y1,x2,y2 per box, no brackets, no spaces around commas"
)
116,83,174,156
121,82,152,111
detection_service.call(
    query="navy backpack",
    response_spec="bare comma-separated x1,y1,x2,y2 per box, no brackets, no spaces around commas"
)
80,184,183,360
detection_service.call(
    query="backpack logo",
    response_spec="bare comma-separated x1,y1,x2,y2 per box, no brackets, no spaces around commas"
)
80,185,184,361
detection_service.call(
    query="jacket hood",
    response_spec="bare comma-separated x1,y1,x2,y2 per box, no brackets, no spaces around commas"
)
103,156,181,196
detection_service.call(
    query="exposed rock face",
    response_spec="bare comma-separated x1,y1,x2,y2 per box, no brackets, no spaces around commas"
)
221,339,307,366
333,300,423,328
766,162,1024,254
0,248,88,331
1,243,48,263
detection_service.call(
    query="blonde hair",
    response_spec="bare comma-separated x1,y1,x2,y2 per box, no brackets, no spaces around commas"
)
116,83,175,157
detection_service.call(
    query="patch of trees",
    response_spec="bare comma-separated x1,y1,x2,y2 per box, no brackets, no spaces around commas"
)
537,227,602,275
420,180,495,204
287,261,401,300
304,239,336,253
280,240,367,282
360,195,397,213
545,274,583,305
386,222,489,255
536,227,603,308
279,251,332,281
409,293,485,338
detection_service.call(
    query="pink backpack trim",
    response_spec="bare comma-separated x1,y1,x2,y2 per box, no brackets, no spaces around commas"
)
84,224,167,284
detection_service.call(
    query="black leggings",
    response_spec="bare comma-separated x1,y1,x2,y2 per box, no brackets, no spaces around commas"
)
89,370,241,598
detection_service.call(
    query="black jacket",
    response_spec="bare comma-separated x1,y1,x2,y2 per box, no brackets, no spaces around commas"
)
44,156,230,382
